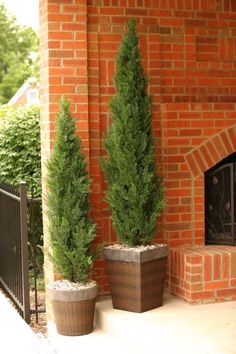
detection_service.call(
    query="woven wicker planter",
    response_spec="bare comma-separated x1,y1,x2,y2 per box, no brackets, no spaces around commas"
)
104,245,168,313
48,282,97,336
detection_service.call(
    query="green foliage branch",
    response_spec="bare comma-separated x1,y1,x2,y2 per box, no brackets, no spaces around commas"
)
47,100,96,283
102,19,164,247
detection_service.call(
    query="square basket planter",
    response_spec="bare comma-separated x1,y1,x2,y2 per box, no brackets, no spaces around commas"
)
104,245,168,313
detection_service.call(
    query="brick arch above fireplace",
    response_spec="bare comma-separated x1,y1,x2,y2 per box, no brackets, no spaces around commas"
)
185,125,236,179
162,103,236,249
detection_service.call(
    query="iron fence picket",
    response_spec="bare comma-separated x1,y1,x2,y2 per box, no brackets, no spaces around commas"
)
20,182,30,323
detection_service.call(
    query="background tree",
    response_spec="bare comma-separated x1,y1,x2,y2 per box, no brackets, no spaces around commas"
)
102,19,164,246
0,3,39,104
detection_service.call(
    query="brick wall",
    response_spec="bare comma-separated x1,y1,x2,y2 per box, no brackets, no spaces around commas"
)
40,0,236,298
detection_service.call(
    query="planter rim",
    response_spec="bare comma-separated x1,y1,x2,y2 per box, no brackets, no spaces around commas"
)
104,244,168,263
47,281,98,302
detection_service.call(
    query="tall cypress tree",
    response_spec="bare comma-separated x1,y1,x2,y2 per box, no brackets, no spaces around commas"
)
102,19,164,246
46,100,96,283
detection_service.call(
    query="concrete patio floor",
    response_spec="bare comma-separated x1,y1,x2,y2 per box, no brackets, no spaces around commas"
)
0,288,235,354
48,292,236,354
0,290,55,354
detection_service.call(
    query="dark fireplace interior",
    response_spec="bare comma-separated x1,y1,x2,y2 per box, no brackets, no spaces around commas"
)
205,152,236,246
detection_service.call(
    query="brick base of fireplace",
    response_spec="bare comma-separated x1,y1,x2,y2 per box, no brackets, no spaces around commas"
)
170,246,236,303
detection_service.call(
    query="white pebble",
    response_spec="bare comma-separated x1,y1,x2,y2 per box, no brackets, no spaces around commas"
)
105,243,165,252
48,279,96,291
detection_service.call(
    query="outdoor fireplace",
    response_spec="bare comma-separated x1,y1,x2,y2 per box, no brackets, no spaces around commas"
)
168,125,236,304
205,153,236,246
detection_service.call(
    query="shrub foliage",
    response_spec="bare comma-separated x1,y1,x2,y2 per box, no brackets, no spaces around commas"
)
102,19,164,246
46,100,96,283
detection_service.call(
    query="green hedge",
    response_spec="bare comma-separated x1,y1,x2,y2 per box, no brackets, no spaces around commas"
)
0,105,41,196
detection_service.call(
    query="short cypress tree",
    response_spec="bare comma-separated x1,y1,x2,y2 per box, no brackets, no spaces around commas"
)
102,19,164,247
46,100,96,283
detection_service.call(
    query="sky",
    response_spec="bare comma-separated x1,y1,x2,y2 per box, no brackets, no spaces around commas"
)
1,0,39,29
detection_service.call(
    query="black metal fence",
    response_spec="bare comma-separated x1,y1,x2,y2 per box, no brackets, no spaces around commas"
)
0,182,38,323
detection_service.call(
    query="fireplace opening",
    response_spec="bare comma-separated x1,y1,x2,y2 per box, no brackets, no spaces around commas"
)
205,152,236,246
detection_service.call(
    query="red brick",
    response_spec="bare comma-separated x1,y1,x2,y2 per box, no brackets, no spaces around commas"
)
231,252,236,278
222,254,230,279
186,153,201,177
186,255,202,264
186,265,202,274
213,254,221,280
228,126,236,149
205,280,229,290
48,14,74,22
205,141,221,164
218,131,234,155
216,288,236,298
204,256,213,281
190,291,214,300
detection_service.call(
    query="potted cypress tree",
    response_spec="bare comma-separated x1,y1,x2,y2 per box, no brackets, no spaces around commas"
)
102,19,168,313
46,100,97,336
